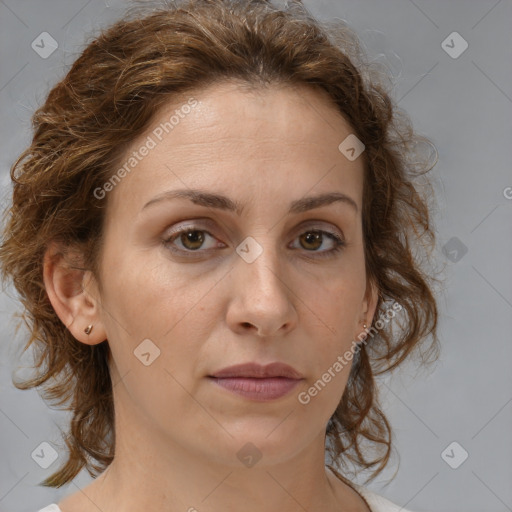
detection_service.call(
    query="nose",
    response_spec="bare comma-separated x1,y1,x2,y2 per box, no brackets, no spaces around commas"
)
225,238,298,338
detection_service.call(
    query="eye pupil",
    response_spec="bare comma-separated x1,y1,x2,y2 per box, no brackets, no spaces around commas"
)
301,231,322,250
182,230,204,250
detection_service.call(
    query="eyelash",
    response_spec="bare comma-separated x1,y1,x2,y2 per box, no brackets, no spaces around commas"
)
161,224,346,259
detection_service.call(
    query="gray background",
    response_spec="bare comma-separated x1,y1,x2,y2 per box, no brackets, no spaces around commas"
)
1,1,511,511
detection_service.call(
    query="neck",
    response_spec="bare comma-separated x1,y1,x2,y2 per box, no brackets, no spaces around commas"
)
83,430,340,512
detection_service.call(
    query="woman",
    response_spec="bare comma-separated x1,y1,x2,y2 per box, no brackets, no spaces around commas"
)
0,0,440,511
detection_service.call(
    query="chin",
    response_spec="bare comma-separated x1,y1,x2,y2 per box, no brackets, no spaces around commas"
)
202,420,314,468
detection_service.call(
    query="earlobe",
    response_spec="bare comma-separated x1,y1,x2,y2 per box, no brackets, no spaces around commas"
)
43,241,107,345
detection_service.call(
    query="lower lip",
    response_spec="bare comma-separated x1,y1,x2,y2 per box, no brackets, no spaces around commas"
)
209,377,302,401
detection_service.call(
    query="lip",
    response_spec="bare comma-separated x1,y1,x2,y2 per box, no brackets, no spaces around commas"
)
208,362,304,402
209,362,303,379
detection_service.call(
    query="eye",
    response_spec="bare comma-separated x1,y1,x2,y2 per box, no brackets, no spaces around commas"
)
163,227,222,254
290,229,345,258
162,224,345,258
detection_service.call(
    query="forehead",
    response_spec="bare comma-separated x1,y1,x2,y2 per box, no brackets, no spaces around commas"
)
152,80,354,149
105,81,365,219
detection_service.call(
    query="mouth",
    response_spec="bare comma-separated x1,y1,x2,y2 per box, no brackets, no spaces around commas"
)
208,362,304,402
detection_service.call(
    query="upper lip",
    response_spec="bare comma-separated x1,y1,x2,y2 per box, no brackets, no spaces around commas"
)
209,362,303,379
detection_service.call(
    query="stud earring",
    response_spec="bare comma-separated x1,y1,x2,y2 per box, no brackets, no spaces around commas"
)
84,324,93,335
363,324,367,329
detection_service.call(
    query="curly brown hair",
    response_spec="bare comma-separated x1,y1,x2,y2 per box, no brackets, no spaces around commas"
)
0,0,440,489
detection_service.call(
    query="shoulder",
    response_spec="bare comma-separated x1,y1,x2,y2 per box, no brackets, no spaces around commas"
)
353,484,415,512
37,505,62,512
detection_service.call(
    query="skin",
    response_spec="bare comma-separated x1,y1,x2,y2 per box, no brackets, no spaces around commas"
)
44,81,378,512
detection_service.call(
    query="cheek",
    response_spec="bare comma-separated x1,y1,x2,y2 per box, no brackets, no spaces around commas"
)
100,255,214,428
294,263,365,389
298,265,365,333
101,245,199,334
99,247,217,379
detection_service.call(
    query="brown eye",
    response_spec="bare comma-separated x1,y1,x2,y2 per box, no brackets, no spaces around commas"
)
163,226,221,255
178,230,206,251
299,231,323,250
291,229,345,258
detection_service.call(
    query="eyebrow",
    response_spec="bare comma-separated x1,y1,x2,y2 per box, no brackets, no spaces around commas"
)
141,189,358,215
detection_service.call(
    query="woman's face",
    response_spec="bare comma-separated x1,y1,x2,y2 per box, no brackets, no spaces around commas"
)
90,81,377,467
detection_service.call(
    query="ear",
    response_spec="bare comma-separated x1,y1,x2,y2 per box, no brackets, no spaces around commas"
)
360,278,379,328
43,241,107,345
